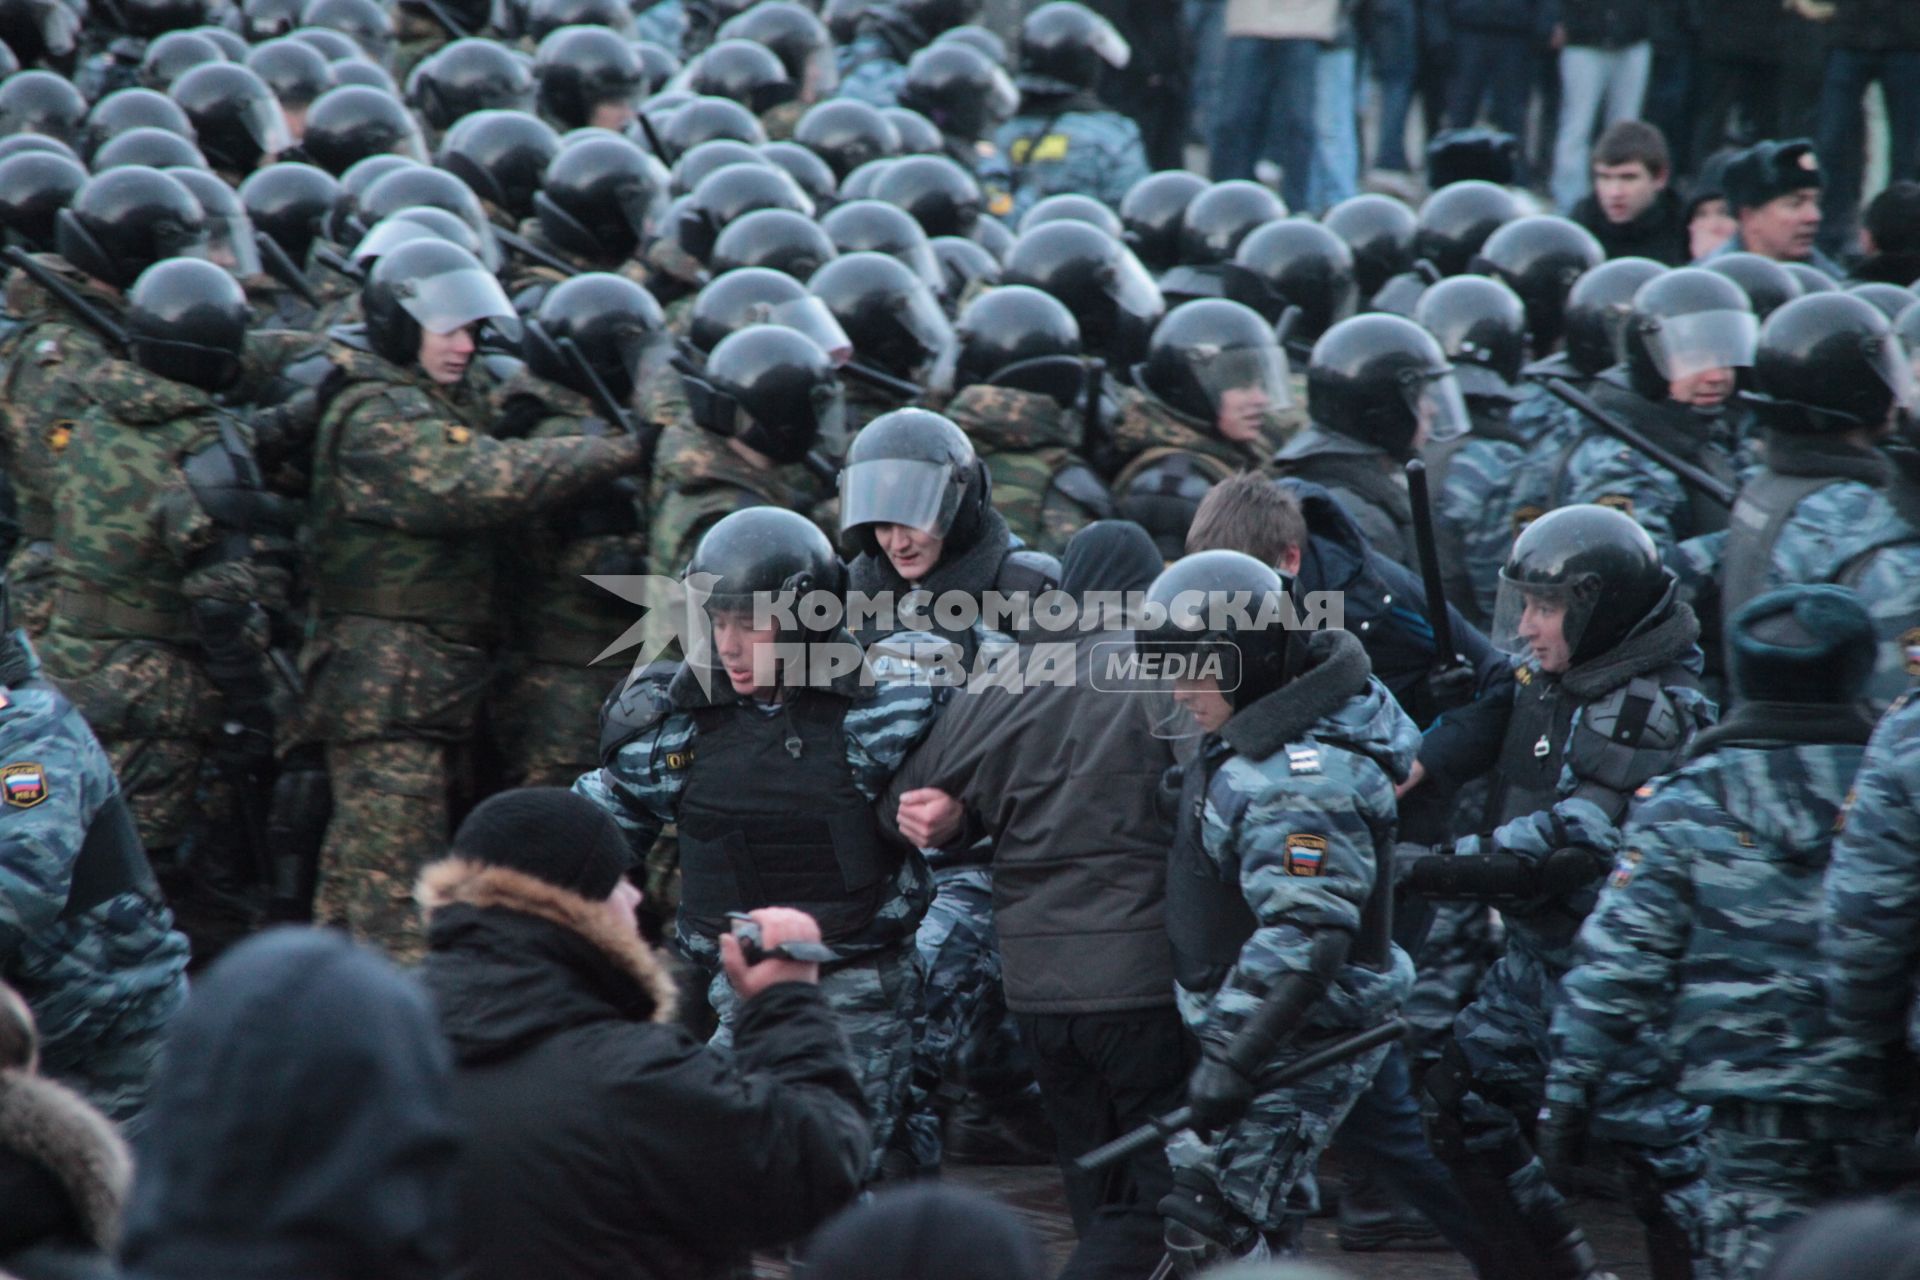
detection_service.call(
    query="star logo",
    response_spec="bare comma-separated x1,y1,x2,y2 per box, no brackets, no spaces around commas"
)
585,571,723,697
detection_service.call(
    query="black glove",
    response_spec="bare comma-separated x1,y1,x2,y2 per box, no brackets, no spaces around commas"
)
210,708,276,776
1534,1093,1591,1194
1401,849,1538,901
1538,846,1614,897
1186,1050,1257,1138
1426,661,1477,715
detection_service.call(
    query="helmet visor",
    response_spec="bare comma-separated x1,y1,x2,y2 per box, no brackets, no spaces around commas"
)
208,212,265,277
1407,369,1469,447
812,378,849,459
240,92,296,163
1107,244,1163,321
395,265,521,339
770,295,852,365
1869,331,1920,420
982,64,1020,126
351,215,437,263
1643,308,1758,381
1083,12,1132,69
1489,573,1598,664
896,279,957,379
618,174,669,246
1200,342,1294,418
839,456,963,536
898,238,947,299
803,45,838,98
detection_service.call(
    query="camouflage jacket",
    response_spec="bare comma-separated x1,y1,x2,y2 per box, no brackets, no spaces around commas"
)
500,220,651,314
646,422,834,582
1428,432,1526,630
1179,633,1420,1047
1822,690,1920,1055
1109,385,1276,486
991,98,1152,226
944,383,1110,556
1552,722,1883,1110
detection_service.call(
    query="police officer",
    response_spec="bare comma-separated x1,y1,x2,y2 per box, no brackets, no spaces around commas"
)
1135,550,1416,1272
895,40,1017,212
41,258,295,961
1549,585,1908,1280
1705,139,1845,279
297,238,656,956
836,0,978,110
1273,312,1471,571
809,249,953,427
577,505,941,1179
992,2,1144,226
510,134,667,310
1001,218,1163,379
1402,505,1714,1280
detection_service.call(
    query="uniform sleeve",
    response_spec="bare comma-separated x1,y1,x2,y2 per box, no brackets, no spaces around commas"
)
1821,699,1920,1045
1094,117,1152,211
1563,439,1688,565
0,705,112,963
331,389,643,535
1548,784,1696,1093
845,668,941,802
1416,669,1516,794
573,711,695,858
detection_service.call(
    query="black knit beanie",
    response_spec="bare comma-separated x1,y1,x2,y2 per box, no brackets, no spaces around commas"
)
449,788,629,900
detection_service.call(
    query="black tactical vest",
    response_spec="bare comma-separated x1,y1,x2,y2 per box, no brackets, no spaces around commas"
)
1490,668,1578,830
1163,750,1258,995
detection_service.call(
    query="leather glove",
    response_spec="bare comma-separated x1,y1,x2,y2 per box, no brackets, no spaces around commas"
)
1535,1090,1591,1194
1186,1050,1257,1139
210,708,276,776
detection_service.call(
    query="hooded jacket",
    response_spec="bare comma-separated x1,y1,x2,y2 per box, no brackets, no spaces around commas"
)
416,859,870,1280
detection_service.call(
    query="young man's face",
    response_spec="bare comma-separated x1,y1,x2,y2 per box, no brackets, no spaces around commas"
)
1592,161,1666,225
1689,198,1737,262
874,523,944,581
591,98,637,132
1669,367,1737,408
1516,594,1573,673
711,609,786,697
1173,676,1234,732
1216,386,1269,443
417,324,476,385
1739,189,1823,262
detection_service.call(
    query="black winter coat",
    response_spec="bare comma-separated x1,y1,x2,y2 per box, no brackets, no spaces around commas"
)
416,859,870,1280
1572,188,1690,266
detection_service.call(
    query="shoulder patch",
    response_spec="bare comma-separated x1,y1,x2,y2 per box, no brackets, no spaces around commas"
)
445,423,473,446
46,421,72,453
2,761,48,808
1596,494,1635,518
1286,745,1322,775
1515,664,1534,686
1284,833,1327,877
1902,627,1920,677
1511,503,1544,534
1608,848,1642,891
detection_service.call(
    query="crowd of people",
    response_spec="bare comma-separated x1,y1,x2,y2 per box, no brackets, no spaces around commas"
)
4,0,1920,1278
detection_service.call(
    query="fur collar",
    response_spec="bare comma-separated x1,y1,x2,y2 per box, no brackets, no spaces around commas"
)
416,860,677,1024
1562,600,1701,701
1221,630,1372,761
0,1070,131,1250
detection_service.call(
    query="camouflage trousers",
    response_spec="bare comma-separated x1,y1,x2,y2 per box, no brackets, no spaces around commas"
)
1167,1040,1392,1232
488,658,609,790
1404,899,1500,1073
44,1016,172,1136
1702,1104,1908,1280
314,737,452,961
7,538,54,644
708,943,924,1181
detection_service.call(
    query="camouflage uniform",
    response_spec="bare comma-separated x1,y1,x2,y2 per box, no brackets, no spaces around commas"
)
500,220,652,316
836,31,910,108
1109,385,1282,496
992,98,1154,226
488,375,649,790
634,0,687,54
761,99,807,142
0,636,190,1126
1494,370,1601,544
1552,725,1906,1280
944,383,1111,556
391,7,455,81
1273,425,1420,569
297,335,649,956
1167,634,1418,1241
575,644,942,1177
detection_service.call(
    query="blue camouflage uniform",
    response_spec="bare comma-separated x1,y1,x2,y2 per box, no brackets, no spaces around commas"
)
837,28,912,108
1551,712,1906,1280
575,639,944,1176
1166,631,1418,1241
1424,384,1531,632
634,0,686,53
1496,361,1606,545
1415,593,1715,1278
991,96,1152,226
0,634,189,1127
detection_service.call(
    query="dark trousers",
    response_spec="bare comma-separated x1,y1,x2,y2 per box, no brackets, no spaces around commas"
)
1692,53,1824,168
1446,28,1535,179
1017,1007,1194,1280
1366,0,1419,171
1816,48,1920,258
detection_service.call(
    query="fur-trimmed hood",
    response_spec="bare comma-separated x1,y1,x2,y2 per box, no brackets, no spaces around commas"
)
0,1068,131,1254
416,860,678,1066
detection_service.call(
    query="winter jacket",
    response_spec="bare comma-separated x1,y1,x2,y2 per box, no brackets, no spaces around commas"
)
416,859,870,1280
0,1050,129,1280
1446,0,1554,37
1572,187,1690,266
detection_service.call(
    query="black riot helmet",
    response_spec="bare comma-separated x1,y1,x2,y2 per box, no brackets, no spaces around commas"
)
1120,169,1208,275
839,407,987,557
407,40,535,132
874,154,981,239
329,58,398,94
681,0,759,53
362,237,518,367
1020,192,1121,238
897,40,1015,144
717,3,838,102
533,133,665,262
246,38,335,112
1136,551,1297,715
710,206,836,279
685,506,844,652
126,256,248,391
670,138,767,197
675,159,812,263
969,211,1013,261
57,167,211,291
1493,503,1670,666
837,156,895,201
1784,261,1839,295
634,40,682,91
299,0,392,63
1224,219,1358,351
820,198,944,297
689,265,850,359
239,160,338,264
793,98,897,181
1140,298,1292,428
240,0,302,40
1306,313,1471,460
522,270,666,403
1475,214,1602,350
1180,179,1285,266
1622,267,1757,401
0,71,86,147
166,166,264,278
688,38,795,116
436,110,560,222
1850,282,1916,322
951,283,1077,390
301,84,427,175
1017,0,1128,97
1747,292,1918,434
170,63,293,175
684,323,848,463
1003,219,1163,370
1323,192,1416,302
140,32,227,95
1413,274,1526,395
350,206,488,267
534,25,646,129
809,251,953,383
0,151,85,254
95,128,208,172
333,153,422,239
0,133,76,163
359,164,502,268
1415,180,1518,277
934,22,1005,65
881,105,942,156
84,88,196,160
525,0,631,40
290,25,360,61
1562,256,1663,377
0,0,80,69
1702,251,1803,322
661,94,767,150
930,234,998,300
760,141,837,210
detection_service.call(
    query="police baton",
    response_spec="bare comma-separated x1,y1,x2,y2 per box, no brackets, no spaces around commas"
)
1405,459,1461,668
495,225,582,279
1071,1019,1409,1175
840,359,924,401
3,246,127,351
1545,378,1737,509
253,231,323,310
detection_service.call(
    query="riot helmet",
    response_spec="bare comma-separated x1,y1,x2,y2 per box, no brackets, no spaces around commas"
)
1475,214,1603,350
246,39,335,113
240,160,338,265
170,63,293,175
1179,179,1285,266
674,159,812,263
0,70,85,146
1016,0,1128,97
534,24,646,130
1562,256,1663,377
716,2,837,101
1413,274,1526,396
808,250,952,383
362,236,518,367
1622,267,1757,401
533,133,665,262
793,97,897,180
687,38,794,116
1135,550,1297,725
709,206,836,279
126,256,248,391
359,164,502,269
300,84,427,174
1019,192,1121,239
684,322,847,463
1003,219,1162,369
896,40,1015,144
1223,218,1358,352
524,0,632,40
684,506,845,671
1491,503,1670,667
56,166,211,290
839,406,987,557
1306,313,1469,459
522,270,666,402
1747,292,1917,434
1784,261,1839,295
759,141,837,210
881,106,942,156
94,127,208,172
660,93,766,150
406,40,536,131
1702,251,1802,322
1414,179,1518,277
140,32,227,94
166,166,264,277
873,154,981,239
1120,169,1208,275
929,233,998,300
1323,192,1416,301
1849,282,1915,322
820,199,944,297
669,139,767,198
1140,298,1291,429
84,88,197,161
688,265,849,359
950,283,1077,389
436,109,560,222
299,0,392,63
0,150,85,254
